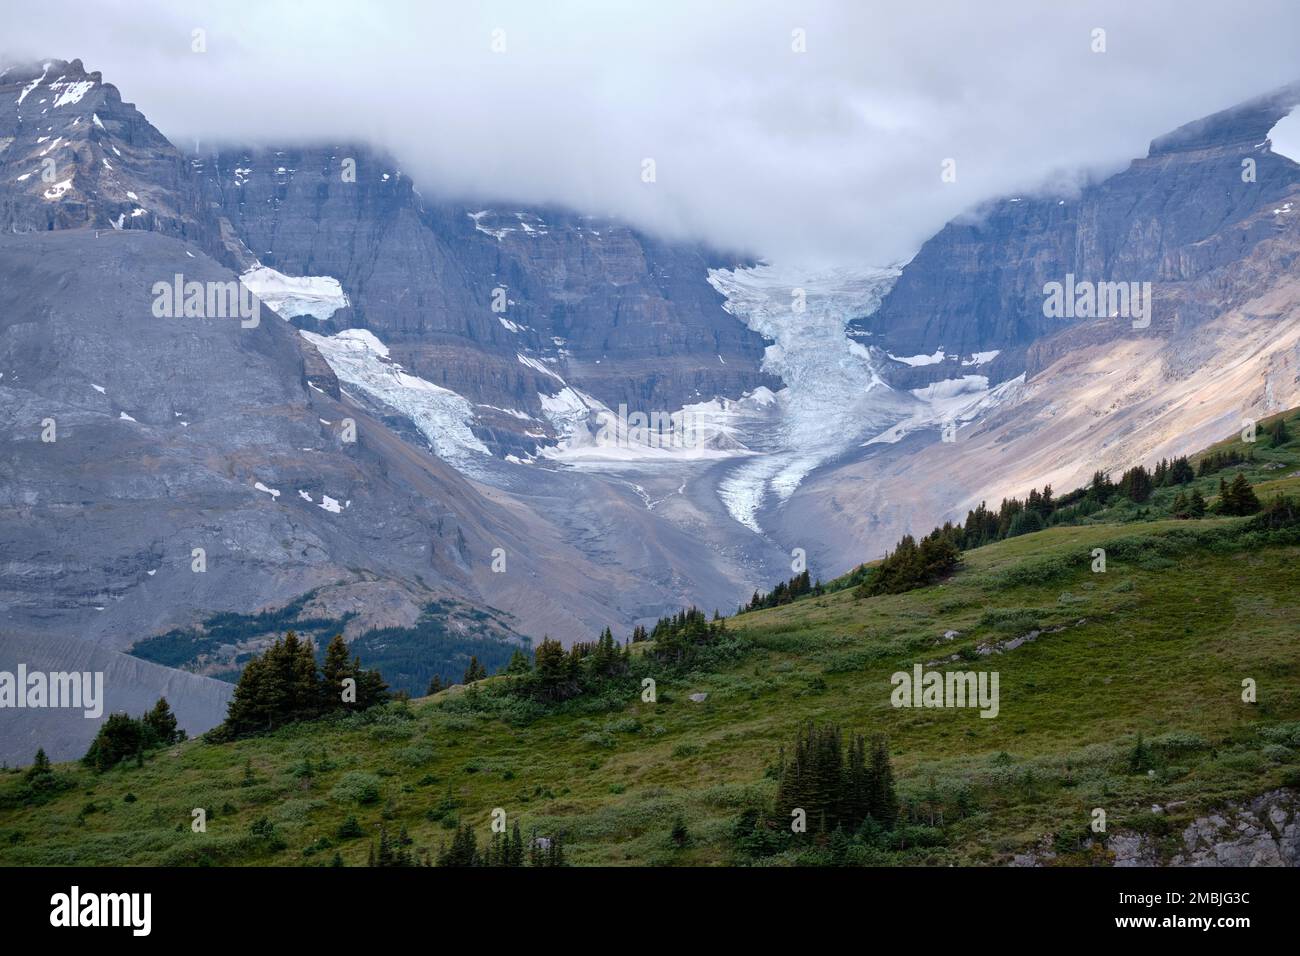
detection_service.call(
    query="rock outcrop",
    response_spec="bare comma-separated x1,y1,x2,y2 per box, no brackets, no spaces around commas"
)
853,82,1300,389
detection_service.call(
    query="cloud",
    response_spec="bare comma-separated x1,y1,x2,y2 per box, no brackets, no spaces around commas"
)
6,0,1300,267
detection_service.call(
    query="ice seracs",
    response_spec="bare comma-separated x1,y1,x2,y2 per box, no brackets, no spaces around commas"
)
301,328,489,472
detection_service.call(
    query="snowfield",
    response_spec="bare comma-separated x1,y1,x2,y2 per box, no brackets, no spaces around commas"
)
241,266,350,321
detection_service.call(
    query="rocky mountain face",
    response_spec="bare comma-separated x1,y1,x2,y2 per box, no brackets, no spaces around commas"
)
783,85,1300,571
0,59,220,253
855,82,1300,391
188,144,778,455
0,59,789,761
5,56,1300,762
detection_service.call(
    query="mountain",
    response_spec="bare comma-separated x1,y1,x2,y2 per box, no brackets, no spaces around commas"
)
4,408,1297,865
4,56,1300,761
0,59,220,252
779,82,1300,570
0,59,797,761
853,81,1300,390
186,143,779,458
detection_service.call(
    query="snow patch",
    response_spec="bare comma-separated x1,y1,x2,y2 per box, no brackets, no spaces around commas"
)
49,78,95,108
888,349,947,367
42,178,73,201
241,266,349,321
16,65,48,107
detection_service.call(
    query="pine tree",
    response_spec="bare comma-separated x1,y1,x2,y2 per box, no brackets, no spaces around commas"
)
867,736,898,829
425,674,445,696
320,634,351,710
26,747,53,784
1227,472,1260,516
531,637,576,702
509,820,524,867
142,697,181,745
1189,487,1207,518
438,823,479,866
505,648,532,674
462,656,487,684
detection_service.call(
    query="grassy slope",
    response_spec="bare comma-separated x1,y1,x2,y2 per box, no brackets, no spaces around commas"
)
3,419,1299,867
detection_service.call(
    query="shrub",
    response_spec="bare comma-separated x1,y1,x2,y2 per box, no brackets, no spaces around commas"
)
331,772,381,805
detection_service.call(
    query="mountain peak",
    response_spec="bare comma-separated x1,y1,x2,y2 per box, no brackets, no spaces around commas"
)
1148,80,1300,158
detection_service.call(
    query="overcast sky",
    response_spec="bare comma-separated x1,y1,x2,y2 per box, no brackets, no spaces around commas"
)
6,0,1300,267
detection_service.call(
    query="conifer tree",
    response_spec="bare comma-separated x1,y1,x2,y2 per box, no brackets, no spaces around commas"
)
462,656,488,684
26,747,53,784
1227,472,1260,516
867,736,898,829
505,648,532,674
321,635,352,708
142,697,181,745
1189,487,1207,518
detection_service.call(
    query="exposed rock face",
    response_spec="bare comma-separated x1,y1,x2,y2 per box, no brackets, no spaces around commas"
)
189,145,778,442
0,59,219,254
1011,789,1300,867
854,82,1300,389
785,87,1300,575
1168,790,1300,867
0,60,787,763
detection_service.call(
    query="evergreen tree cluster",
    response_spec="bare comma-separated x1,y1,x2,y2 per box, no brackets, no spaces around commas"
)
858,528,960,597
1169,486,1208,519
432,822,564,867
1250,494,1300,531
10,747,72,805
521,625,632,703
1216,472,1262,516
741,570,823,613
369,823,419,866
1152,455,1197,486
82,698,185,772
453,607,739,714
732,722,907,864
774,722,898,835
647,608,728,666
461,656,488,684
1197,448,1251,476
217,632,388,739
